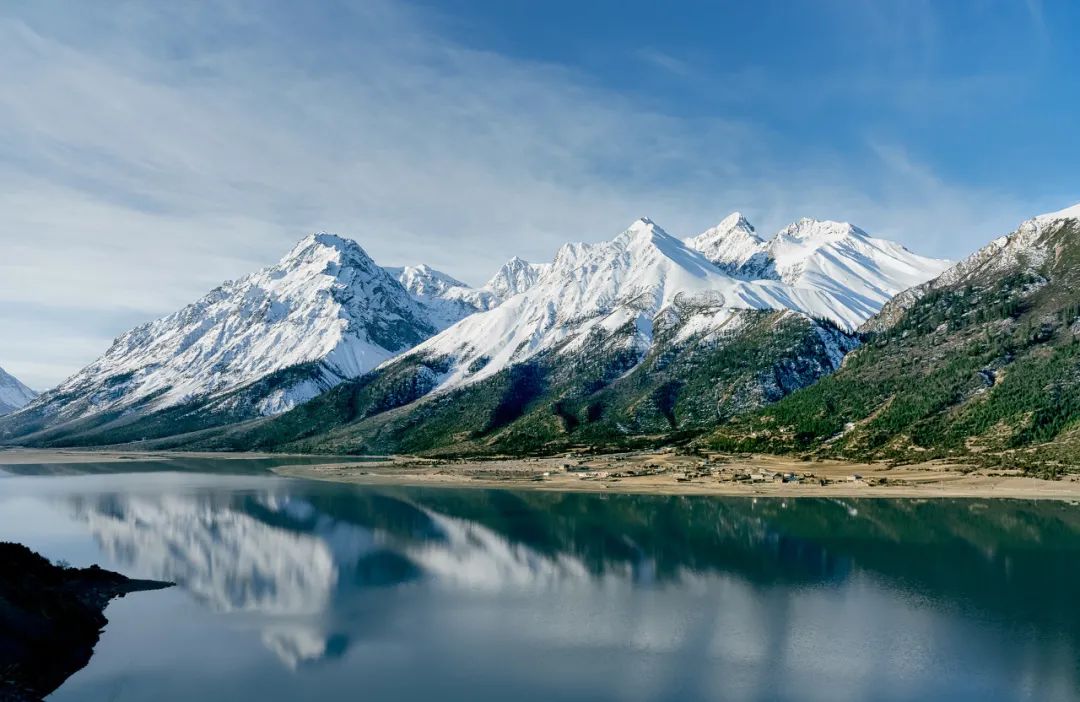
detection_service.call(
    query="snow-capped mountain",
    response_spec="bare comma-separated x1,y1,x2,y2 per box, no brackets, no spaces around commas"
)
722,202,1080,467
685,215,952,322
380,217,914,397
482,256,550,300
1,213,950,451
932,202,1080,288
384,264,498,330
0,366,36,415
866,202,1080,333
68,487,602,665
236,217,881,455
683,212,772,278
6,233,443,434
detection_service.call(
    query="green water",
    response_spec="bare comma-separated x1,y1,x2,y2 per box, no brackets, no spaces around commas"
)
1,455,1077,701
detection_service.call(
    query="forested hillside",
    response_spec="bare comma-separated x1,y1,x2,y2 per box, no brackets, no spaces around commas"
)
707,210,1080,476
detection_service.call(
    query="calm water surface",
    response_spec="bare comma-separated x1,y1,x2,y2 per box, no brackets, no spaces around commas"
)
1,457,1078,701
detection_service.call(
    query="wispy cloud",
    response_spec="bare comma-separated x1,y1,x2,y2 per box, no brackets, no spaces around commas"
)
1025,0,1050,47
635,47,693,77
0,1,1053,388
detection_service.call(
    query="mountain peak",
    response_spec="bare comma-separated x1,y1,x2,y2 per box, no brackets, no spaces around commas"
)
689,212,760,242
717,211,756,233
15,232,437,425
776,218,867,243
391,263,469,292
0,365,37,415
496,255,533,272
484,255,547,300
1033,201,1080,225
387,264,497,331
615,217,675,247
282,232,375,269
684,212,766,273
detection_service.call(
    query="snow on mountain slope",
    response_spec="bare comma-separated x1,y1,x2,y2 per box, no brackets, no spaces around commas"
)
25,233,438,420
936,201,1080,287
385,263,498,329
767,218,951,310
0,366,36,415
683,212,772,278
1034,201,1080,225
686,214,951,322
864,202,1080,333
482,256,550,300
390,218,891,395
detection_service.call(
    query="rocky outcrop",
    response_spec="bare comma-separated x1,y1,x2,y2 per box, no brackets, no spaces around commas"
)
0,542,172,701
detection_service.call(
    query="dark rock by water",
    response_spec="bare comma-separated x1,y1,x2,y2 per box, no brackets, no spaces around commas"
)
0,542,173,701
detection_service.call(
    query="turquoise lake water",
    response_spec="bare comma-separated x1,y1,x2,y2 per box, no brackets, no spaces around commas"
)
1,456,1078,701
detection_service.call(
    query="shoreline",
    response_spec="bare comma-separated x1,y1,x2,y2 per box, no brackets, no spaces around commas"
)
3,447,1079,499
272,451,1080,500
0,446,369,464
0,542,172,701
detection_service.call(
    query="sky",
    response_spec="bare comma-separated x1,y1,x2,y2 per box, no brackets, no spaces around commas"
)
1,0,1078,389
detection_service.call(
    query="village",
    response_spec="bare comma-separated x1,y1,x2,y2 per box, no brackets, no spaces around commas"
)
554,453,879,488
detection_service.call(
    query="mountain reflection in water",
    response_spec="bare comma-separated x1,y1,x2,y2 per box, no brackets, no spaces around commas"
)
1,463,1076,701
63,483,1080,677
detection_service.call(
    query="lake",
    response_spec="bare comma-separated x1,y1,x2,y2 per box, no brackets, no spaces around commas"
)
2,456,1078,701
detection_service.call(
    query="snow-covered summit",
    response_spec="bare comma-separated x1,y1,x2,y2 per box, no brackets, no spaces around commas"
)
390,263,469,297
385,263,498,330
773,217,863,242
390,216,923,396
482,255,549,300
925,201,1080,290
866,202,1080,333
23,232,441,420
685,213,951,318
0,366,36,415
1034,201,1080,224
684,212,769,277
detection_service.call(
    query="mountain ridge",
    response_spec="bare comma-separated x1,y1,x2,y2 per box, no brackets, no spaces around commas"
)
685,214,952,323
0,233,442,444
707,203,1080,474
0,213,950,450
0,366,36,415
170,214,949,456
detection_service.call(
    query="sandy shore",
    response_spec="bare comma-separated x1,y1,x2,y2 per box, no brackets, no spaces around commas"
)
3,447,1078,499
273,450,1080,500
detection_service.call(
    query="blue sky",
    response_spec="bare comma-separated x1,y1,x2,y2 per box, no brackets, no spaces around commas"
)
1,0,1078,388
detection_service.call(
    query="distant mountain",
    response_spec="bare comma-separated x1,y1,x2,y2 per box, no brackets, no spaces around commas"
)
684,212,772,278
375,218,872,397
708,203,1080,475
685,215,952,326
384,264,497,330
187,216,952,455
481,256,549,300
0,233,447,446
0,366,36,415
1,214,949,453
